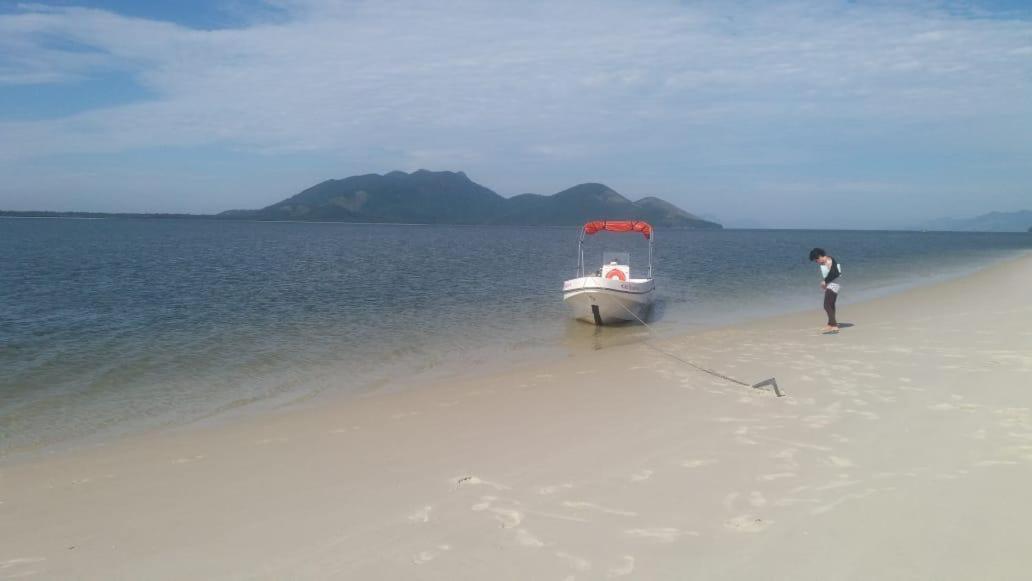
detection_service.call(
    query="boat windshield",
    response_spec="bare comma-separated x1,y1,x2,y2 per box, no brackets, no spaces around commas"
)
602,251,630,267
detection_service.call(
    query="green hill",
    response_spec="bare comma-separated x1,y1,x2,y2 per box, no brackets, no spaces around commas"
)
226,170,721,229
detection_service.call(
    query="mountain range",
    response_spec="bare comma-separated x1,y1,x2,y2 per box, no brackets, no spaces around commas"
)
220,170,722,229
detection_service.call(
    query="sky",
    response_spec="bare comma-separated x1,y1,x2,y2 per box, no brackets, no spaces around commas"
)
1,0,1030,228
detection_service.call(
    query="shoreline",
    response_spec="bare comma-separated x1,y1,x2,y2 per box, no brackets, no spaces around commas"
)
2,253,1031,578
2,248,1028,465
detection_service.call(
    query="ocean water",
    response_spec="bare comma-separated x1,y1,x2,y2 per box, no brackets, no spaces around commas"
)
2,218,1029,457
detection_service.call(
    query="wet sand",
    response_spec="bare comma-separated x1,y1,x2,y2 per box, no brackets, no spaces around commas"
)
2,252,1031,580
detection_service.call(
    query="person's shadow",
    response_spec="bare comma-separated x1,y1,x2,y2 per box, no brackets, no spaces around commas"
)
823,322,855,335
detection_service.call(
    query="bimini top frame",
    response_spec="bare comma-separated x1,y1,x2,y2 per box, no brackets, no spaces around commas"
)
576,220,654,279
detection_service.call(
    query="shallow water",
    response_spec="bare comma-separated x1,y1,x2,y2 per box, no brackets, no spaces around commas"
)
1,218,1029,456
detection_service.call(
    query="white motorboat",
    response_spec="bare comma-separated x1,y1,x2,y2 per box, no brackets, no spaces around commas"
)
562,220,655,325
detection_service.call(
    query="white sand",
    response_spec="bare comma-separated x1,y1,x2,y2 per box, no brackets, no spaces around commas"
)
2,253,1031,580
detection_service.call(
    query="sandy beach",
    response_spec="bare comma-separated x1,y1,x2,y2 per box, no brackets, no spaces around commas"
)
2,252,1031,580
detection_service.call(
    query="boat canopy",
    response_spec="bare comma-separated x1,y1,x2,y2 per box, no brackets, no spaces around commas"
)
582,220,652,239
576,220,653,278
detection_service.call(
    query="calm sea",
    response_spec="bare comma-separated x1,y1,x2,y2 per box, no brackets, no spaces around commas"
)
2,219,1029,457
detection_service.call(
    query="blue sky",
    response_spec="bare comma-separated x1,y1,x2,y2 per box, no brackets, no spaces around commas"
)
1,0,1030,228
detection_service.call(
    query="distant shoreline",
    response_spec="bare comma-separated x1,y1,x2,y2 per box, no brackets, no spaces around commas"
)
0,210,220,220
4,213,1031,233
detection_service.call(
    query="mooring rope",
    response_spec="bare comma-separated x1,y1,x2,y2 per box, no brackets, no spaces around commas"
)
598,294,784,397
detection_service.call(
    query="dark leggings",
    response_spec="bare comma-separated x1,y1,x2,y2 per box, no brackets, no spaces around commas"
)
824,289,838,326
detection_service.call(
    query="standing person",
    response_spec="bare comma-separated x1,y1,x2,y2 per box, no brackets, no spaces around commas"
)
808,248,841,333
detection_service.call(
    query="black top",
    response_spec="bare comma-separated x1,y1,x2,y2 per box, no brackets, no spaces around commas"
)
824,257,841,284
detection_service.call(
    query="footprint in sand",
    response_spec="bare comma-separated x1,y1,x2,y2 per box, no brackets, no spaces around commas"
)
454,475,510,490
562,501,637,517
625,527,696,543
733,426,762,445
537,483,574,495
715,416,762,424
491,507,523,528
681,459,716,469
811,488,884,515
607,555,636,577
771,447,799,469
470,496,496,510
974,459,1019,467
759,472,796,481
472,497,523,528
802,414,835,429
0,557,46,577
814,477,860,491
171,455,205,464
412,545,451,565
725,515,772,533
851,410,881,420
555,551,592,572
773,497,820,507
630,469,653,482
824,456,854,468
408,505,432,523
514,528,544,547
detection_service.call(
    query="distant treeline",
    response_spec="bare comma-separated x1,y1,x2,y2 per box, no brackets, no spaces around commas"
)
0,210,220,220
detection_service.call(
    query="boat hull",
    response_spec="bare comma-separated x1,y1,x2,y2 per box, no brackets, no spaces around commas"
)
562,277,655,325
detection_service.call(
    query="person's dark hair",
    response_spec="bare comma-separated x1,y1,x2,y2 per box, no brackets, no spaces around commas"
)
808,247,826,261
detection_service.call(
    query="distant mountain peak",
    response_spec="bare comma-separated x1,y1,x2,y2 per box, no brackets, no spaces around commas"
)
553,183,630,205
221,170,721,229
557,182,615,194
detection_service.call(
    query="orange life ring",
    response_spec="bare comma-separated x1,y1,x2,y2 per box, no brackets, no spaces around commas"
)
605,269,626,281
